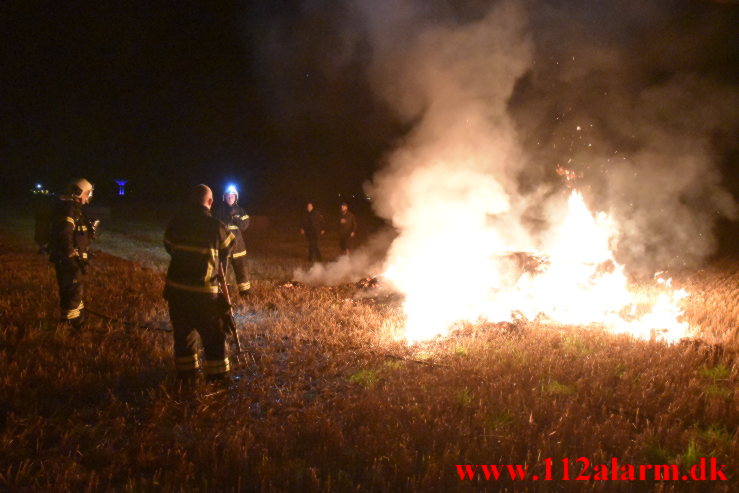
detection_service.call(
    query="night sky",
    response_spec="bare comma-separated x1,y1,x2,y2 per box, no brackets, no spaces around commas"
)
1,0,737,212
1,1,397,209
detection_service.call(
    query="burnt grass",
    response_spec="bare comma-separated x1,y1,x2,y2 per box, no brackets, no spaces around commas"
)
0,209,737,492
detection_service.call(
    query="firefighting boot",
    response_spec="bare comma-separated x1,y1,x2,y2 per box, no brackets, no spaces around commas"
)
70,310,86,329
59,313,85,330
176,370,201,388
205,372,234,388
238,281,251,297
175,354,201,380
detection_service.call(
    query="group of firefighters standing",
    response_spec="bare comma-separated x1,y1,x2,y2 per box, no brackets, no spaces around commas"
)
39,178,359,382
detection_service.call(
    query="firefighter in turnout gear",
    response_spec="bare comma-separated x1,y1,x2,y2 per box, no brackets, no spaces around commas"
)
214,185,251,295
47,178,95,328
164,184,236,381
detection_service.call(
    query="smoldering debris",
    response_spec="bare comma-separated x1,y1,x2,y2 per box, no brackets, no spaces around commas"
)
498,251,550,276
278,280,305,289
293,228,395,286
355,276,381,289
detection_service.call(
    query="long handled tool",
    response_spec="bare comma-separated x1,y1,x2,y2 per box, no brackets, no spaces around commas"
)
86,308,171,332
217,255,247,368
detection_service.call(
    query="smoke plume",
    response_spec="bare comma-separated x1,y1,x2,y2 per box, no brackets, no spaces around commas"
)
513,1,739,271
294,229,395,285
270,0,738,287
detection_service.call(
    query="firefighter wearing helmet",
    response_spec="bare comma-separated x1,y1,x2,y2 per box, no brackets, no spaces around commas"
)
47,178,96,328
214,185,251,295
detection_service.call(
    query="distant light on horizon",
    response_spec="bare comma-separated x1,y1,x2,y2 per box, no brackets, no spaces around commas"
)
114,179,129,196
32,183,49,195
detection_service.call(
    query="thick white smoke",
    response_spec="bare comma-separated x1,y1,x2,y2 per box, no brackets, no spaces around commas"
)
294,229,394,285
290,0,737,308
354,1,540,336
513,2,739,271
294,0,537,288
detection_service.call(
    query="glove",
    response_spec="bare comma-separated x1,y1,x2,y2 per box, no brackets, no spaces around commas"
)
216,293,232,314
75,257,89,274
58,254,80,272
90,219,101,239
69,250,90,273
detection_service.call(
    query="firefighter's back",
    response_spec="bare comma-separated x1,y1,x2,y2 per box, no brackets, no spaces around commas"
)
164,204,233,296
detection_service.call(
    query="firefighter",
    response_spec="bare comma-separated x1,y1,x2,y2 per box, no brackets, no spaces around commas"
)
47,178,95,328
164,184,236,381
338,202,357,255
214,185,251,296
300,201,325,262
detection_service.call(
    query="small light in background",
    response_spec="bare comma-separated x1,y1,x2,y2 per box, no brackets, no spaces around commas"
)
32,183,49,195
114,179,129,196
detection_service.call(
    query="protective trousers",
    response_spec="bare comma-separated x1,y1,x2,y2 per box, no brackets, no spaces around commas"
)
167,291,230,379
54,258,84,327
229,231,251,293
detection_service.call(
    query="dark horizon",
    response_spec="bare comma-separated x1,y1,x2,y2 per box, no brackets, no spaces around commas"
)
2,1,401,209
2,1,737,217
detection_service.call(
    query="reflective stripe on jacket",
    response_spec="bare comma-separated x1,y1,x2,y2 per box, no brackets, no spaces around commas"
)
48,197,92,259
164,205,235,295
214,203,250,233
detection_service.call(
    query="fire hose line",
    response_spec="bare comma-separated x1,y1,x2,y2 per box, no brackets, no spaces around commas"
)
86,307,446,370
85,306,252,368
85,308,172,333
82,300,727,373
83,270,441,369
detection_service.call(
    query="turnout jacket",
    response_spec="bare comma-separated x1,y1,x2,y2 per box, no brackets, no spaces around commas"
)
48,197,93,261
214,203,250,234
164,205,235,296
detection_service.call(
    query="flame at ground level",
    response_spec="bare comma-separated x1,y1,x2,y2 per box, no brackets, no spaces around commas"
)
383,191,691,343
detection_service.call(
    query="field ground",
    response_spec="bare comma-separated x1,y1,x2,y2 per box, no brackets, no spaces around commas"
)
0,206,737,492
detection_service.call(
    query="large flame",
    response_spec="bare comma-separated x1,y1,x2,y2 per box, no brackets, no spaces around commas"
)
383,190,691,343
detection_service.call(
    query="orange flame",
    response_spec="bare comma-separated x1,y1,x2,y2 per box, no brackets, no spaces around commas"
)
384,190,691,343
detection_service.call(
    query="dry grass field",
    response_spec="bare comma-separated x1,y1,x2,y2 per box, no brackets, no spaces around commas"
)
0,206,737,492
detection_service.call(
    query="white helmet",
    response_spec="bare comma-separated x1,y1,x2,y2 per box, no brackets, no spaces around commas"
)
67,178,94,203
223,184,238,203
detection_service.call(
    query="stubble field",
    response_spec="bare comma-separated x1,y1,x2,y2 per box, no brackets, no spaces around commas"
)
0,206,737,492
